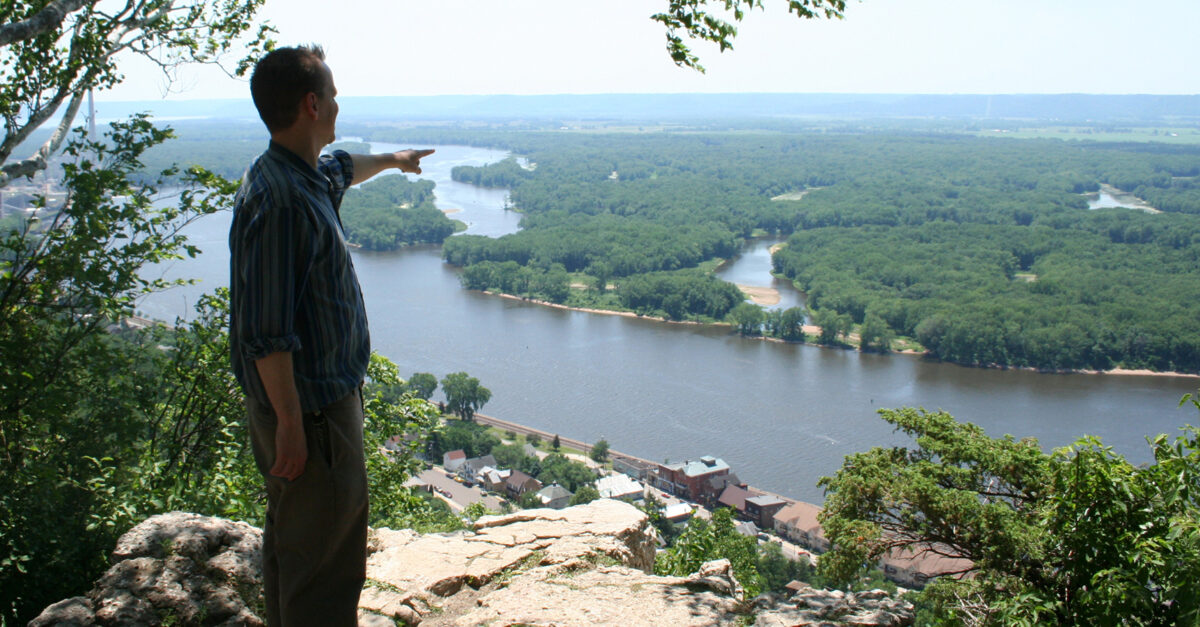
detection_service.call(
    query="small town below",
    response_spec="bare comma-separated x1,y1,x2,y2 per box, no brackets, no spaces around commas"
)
399,412,968,592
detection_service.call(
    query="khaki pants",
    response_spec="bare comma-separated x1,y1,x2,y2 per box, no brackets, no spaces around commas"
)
247,388,369,627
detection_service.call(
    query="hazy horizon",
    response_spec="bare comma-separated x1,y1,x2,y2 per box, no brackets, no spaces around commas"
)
101,0,1200,102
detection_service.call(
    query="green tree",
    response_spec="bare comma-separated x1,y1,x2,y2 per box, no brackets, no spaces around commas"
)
0,0,271,186
858,312,893,352
491,442,530,471
569,484,600,506
778,306,807,342
655,507,764,598
440,371,492,421
588,260,613,293
427,420,498,460
406,372,438,400
730,301,766,336
811,307,851,345
639,494,682,545
757,541,815,594
361,355,456,533
519,489,543,510
590,438,611,463
0,120,243,623
818,403,1200,626
552,434,562,451
537,453,596,492
651,0,847,71
0,3,270,614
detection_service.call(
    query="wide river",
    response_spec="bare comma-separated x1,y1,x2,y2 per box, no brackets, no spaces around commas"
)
141,144,1199,504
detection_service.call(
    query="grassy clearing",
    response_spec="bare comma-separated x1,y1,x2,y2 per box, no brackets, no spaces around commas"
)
971,126,1200,144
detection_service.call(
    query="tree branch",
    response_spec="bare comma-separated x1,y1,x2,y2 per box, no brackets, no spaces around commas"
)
0,88,85,187
0,0,93,47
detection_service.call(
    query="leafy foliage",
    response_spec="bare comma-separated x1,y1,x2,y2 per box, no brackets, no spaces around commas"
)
427,418,499,460
440,371,492,421
756,541,816,594
818,403,1200,625
405,372,438,400
569,484,600,506
639,494,683,545
650,0,847,72
0,0,272,186
431,127,1200,372
655,507,763,597
590,438,610,462
730,302,765,336
0,119,239,623
340,174,456,250
362,354,460,533
536,453,597,493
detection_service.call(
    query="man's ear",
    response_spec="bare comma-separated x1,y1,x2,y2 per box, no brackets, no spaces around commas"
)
301,92,320,120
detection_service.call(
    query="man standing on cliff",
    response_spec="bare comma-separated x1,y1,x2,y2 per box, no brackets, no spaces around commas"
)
229,44,432,627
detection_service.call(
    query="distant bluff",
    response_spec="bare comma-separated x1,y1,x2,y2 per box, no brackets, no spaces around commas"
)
31,500,913,626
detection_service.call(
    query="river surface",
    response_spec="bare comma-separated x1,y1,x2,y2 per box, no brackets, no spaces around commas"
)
141,144,1199,504
713,238,806,311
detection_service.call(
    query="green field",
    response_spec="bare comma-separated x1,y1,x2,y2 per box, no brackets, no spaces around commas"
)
971,125,1200,144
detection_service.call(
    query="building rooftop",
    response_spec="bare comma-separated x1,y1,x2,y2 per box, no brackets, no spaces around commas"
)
595,473,643,499
881,544,974,578
734,521,759,537
746,495,786,508
537,484,573,501
774,501,825,540
662,503,695,520
663,457,731,478
708,472,741,491
717,484,756,511
463,454,497,472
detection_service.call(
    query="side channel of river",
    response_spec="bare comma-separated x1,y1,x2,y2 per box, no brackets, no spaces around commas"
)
140,143,1199,504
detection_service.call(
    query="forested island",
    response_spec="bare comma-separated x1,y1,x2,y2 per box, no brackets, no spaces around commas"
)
338,173,460,250
427,130,1200,374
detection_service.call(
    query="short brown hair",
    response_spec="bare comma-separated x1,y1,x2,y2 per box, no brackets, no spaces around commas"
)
250,45,329,133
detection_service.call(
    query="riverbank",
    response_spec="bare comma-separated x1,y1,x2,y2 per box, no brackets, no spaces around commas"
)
493,292,711,326
481,290,1200,379
471,411,805,508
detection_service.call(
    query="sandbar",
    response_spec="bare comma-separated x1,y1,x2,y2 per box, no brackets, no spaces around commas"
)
737,284,780,306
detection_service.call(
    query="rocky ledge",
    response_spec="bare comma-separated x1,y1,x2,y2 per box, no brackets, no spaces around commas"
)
32,499,913,626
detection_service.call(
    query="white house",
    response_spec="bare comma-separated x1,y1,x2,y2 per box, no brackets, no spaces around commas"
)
443,449,467,472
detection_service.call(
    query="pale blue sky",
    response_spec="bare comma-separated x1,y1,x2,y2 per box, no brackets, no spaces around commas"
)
104,0,1200,101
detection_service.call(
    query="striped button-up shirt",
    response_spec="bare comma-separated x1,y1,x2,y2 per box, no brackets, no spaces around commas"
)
229,141,370,413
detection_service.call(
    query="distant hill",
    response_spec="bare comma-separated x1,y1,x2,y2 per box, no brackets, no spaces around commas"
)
92,93,1200,124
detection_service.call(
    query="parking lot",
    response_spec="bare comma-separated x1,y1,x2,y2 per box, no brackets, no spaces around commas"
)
412,466,505,513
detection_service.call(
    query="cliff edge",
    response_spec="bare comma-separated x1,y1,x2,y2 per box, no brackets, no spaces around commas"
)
31,500,912,626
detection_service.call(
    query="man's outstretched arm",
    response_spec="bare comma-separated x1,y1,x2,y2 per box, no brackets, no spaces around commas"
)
349,149,435,185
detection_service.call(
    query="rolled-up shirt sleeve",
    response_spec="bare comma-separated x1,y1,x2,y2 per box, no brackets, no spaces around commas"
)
235,191,314,362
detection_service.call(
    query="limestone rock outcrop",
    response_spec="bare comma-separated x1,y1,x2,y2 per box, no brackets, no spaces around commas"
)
31,499,913,626
29,512,264,626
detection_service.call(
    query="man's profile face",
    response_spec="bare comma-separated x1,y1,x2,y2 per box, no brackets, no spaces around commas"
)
315,63,339,146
